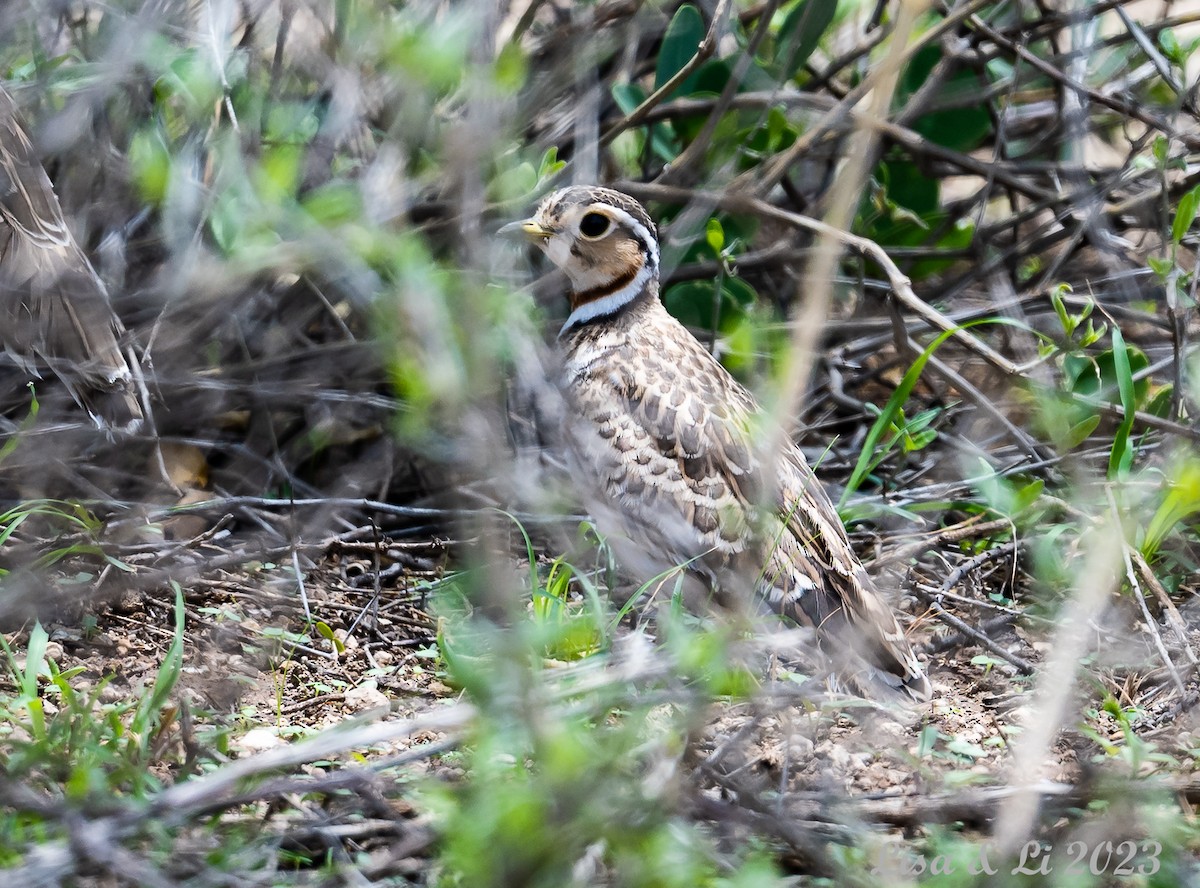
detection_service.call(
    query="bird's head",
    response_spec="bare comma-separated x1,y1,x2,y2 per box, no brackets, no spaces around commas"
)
502,186,659,331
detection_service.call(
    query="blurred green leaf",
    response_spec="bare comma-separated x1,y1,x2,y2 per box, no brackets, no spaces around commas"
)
723,276,756,308
128,127,170,205
1107,326,1138,478
1144,455,1200,557
1066,342,1150,407
777,0,837,79
613,82,678,162
1013,479,1046,514
1145,384,1175,418
1063,414,1101,449
209,191,245,254
492,162,539,201
302,182,362,226
494,41,527,93
1173,184,1200,245
315,621,345,654
655,4,705,98
902,427,937,452
258,143,303,204
537,146,566,180
663,277,756,332
1148,255,1174,279
705,218,725,254
163,49,223,117
912,218,975,280
900,46,992,152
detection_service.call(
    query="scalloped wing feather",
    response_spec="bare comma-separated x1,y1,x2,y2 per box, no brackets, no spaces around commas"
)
564,295,930,701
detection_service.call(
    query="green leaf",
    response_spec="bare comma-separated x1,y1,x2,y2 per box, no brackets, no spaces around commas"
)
1173,184,1200,245
1012,479,1046,514
1064,414,1101,449
491,162,539,201
493,40,526,93
777,0,838,79
1153,135,1170,167
903,407,939,435
209,191,244,254
1159,28,1183,65
663,277,756,331
1147,255,1174,279
900,46,992,152
612,82,678,162
1145,384,1174,418
655,4,706,98
1050,284,1073,334
128,127,171,205
902,427,938,452
916,725,939,757
1143,456,1200,557
315,621,345,654
1067,344,1149,406
722,276,757,308
21,621,48,699
705,218,725,254
258,144,303,204
1107,326,1138,478
303,182,362,226
945,736,987,759
130,583,185,740
537,146,566,181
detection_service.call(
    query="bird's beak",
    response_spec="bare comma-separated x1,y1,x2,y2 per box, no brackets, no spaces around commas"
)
499,218,553,242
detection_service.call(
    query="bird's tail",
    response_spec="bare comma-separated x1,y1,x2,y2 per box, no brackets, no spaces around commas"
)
817,570,932,703
776,565,931,703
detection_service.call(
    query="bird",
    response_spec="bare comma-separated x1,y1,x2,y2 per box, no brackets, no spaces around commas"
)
503,185,931,702
0,85,142,433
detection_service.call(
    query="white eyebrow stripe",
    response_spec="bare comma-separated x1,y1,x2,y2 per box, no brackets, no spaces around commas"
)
603,206,658,270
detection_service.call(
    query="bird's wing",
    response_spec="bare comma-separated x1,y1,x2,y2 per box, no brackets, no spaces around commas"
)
567,313,763,572
771,444,931,699
0,87,141,431
568,306,929,700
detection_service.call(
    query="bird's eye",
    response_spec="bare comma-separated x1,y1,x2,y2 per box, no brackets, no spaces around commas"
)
579,212,611,238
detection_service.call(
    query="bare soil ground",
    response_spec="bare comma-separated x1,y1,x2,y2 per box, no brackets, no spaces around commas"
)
14,508,1198,881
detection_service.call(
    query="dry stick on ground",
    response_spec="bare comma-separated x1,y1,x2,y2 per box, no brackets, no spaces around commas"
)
1133,548,1200,669
875,516,1014,568
915,596,1033,671
909,540,1035,674
1120,538,1188,696
934,540,1021,601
